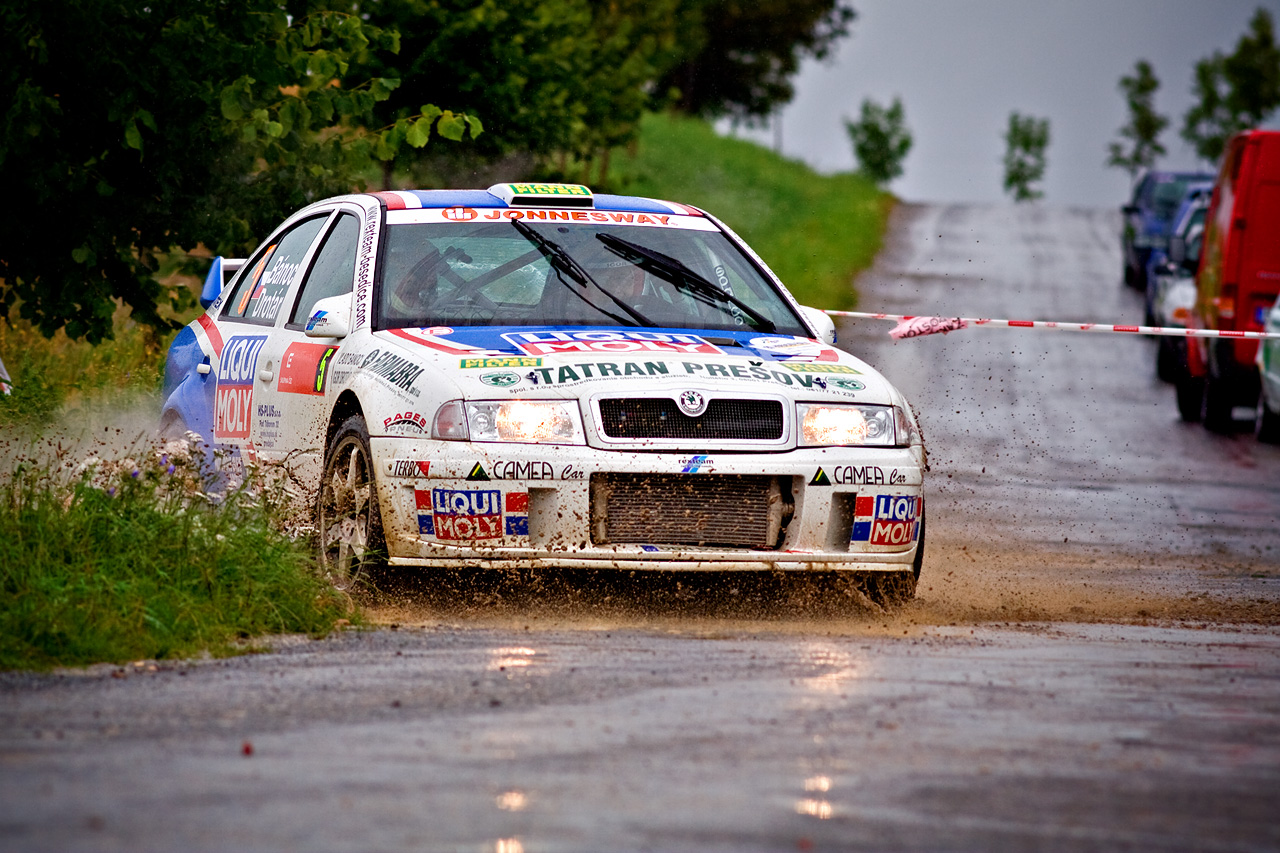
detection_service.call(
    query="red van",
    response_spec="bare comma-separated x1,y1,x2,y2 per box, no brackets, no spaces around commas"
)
1180,130,1280,431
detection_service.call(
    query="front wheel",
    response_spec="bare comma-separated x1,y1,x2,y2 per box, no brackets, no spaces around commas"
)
1202,373,1237,434
317,415,386,589
865,514,925,607
1257,394,1280,444
1156,338,1181,383
1176,373,1204,423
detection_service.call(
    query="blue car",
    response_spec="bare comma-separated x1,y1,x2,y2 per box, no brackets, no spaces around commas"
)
1122,170,1214,291
1142,181,1212,323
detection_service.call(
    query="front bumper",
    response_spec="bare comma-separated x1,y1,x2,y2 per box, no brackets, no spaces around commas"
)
370,436,926,572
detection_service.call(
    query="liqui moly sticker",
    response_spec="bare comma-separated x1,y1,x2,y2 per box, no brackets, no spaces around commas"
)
215,335,266,440
851,494,921,547
419,488,503,540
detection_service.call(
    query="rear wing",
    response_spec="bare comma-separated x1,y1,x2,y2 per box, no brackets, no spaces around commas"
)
199,257,246,309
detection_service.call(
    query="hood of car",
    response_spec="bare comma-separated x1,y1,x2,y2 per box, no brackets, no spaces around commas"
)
371,325,899,403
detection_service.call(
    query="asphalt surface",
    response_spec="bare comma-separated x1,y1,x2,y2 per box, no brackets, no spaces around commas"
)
3,203,1279,853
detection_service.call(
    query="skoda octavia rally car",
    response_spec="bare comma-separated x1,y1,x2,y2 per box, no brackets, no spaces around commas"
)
161,184,927,597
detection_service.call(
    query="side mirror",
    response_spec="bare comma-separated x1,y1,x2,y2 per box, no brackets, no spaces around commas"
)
799,305,837,345
304,294,352,339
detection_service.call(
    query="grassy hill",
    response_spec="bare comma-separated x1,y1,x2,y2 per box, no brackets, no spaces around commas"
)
606,112,891,313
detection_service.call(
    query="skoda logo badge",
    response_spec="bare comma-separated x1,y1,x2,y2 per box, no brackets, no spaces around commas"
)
677,390,707,416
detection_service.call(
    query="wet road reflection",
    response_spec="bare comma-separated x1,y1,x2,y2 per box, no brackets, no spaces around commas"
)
4,204,1279,853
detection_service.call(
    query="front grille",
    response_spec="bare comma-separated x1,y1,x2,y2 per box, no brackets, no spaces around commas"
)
591,474,789,548
597,398,784,440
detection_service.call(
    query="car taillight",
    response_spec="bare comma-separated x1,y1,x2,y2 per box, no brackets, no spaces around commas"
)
1216,285,1237,321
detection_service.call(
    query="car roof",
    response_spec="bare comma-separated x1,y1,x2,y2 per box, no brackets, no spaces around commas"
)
1142,170,1215,181
364,184,703,217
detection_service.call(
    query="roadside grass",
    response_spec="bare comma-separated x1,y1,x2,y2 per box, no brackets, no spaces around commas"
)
605,112,891,312
0,439,354,671
0,252,202,434
0,308,169,433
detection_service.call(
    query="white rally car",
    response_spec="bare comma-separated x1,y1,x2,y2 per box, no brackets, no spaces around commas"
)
161,183,927,598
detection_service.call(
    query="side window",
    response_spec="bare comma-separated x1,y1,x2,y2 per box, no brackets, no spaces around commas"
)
289,213,360,327
1131,176,1149,206
221,216,328,324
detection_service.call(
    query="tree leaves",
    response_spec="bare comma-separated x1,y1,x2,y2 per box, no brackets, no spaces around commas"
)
1182,8,1280,163
0,1,477,342
1003,112,1050,203
1107,60,1168,182
844,97,912,186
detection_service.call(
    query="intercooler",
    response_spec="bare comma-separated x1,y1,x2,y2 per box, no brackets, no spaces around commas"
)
590,473,792,549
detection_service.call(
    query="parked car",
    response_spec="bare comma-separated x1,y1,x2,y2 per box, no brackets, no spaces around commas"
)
1142,181,1212,324
160,183,927,600
1151,220,1204,384
1257,295,1280,443
1122,170,1214,291
1179,130,1280,431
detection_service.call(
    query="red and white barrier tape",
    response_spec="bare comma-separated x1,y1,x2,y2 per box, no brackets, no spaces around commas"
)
822,310,1280,341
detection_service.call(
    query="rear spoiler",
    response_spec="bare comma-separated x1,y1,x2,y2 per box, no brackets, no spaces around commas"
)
199,257,246,309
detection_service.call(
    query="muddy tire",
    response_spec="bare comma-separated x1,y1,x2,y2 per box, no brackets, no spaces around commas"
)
866,571,918,607
864,515,924,607
1202,373,1236,434
1257,394,1280,444
1176,373,1204,423
1156,338,1181,384
317,415,386,590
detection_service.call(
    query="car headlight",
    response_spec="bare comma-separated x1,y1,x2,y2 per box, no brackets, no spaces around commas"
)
798,403,909,447
432,400,585,444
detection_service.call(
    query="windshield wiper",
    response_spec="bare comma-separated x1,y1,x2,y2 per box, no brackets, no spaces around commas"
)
510,219,654,327
595,232,776,332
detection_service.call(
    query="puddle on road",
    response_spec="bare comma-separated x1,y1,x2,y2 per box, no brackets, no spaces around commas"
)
358,538,1280,637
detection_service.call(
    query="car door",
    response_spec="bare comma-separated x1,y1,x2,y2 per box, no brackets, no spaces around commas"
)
212,212,331,459
251,207,363,467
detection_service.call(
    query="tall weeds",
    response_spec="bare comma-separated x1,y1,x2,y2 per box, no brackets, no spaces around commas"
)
0,436,352,670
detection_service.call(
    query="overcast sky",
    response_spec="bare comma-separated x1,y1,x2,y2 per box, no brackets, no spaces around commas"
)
721,0,1280,207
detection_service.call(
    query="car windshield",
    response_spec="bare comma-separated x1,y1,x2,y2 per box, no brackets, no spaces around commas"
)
1152,179,1194,221
376,218,808,335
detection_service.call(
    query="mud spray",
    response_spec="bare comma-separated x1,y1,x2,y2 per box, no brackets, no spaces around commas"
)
9,392,1276,639
358,534,1280,639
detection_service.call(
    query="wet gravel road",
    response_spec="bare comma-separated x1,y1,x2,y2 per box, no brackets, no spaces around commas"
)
3,203,1280,852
